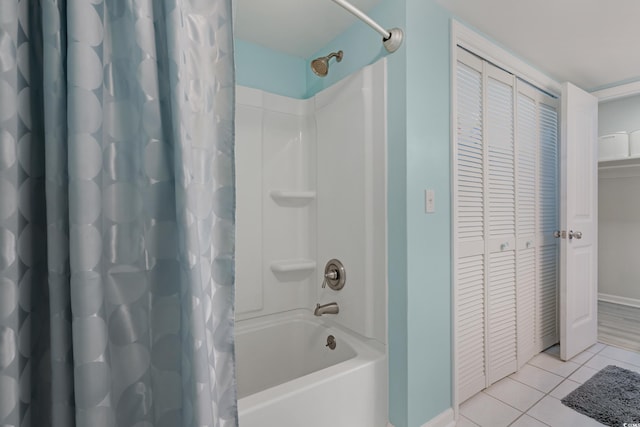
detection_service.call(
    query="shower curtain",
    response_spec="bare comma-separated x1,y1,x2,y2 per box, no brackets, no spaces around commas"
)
0,1,236,426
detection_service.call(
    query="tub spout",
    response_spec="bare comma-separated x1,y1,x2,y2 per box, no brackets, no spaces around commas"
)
314,302,339,316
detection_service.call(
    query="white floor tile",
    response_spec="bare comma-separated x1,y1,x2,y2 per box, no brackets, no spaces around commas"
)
569,350,595,365
509,414,549,427
509,364,564,393
585,354,627,371
456,415,479,427
567,366,598,383
457,344,640,427
581,354,640,379
599,345,640,367
549,379,581,399
483,377,544,412
526,396,606,427
584,343,606,354
528,353,581,377
460,392,521,427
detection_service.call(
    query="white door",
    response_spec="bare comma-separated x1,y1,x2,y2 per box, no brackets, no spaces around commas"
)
559,82,598,361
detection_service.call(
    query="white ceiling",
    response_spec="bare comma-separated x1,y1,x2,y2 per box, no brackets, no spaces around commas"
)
234,0,640,90
438,0,640,90
234,0,382,58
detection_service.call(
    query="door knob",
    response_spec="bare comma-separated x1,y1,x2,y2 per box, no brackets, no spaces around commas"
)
568,230,582,240
554,230,583,240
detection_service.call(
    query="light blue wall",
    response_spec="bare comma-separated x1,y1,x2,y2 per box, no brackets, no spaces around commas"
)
234,1,453,425
234,39,307,99
304,1,394,98
404,2,452,425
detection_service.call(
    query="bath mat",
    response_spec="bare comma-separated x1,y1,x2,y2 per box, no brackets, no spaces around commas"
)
561,364,640,426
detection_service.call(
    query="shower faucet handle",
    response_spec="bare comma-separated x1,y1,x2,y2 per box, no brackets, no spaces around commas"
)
321,269,338,288
321,259,346,290
326,270,339,279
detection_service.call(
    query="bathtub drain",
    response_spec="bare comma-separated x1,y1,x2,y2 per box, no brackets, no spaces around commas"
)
326,335,336,350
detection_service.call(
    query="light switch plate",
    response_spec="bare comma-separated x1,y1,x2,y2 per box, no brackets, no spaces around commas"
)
425,189,435,213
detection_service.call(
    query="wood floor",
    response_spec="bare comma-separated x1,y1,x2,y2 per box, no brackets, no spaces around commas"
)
598,300,640,352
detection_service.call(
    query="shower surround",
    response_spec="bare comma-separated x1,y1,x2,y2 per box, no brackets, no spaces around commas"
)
235,59,388,426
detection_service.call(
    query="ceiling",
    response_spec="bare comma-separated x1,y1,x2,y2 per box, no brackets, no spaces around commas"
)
234,0,640,90
234,0,382,58
438,0,640,91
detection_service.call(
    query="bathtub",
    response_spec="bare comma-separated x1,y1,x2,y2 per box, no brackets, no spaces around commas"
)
236,309,387,427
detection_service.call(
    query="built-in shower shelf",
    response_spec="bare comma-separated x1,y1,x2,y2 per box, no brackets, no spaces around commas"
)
270,259,317,274
270,190,316,207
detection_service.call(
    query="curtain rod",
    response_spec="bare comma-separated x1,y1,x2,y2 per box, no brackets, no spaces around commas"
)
331,0,403,53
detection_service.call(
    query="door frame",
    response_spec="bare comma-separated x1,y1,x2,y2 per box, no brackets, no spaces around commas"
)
451,21,640,416
450,20,563,415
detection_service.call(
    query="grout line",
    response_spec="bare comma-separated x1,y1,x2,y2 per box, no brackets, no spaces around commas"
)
460,390,526,426
476,378,547,423
508,412,552,427
580,351,597,364
506,379,556,426
463,343,630,427
513,343,620,427
585,343,608,355
530,344,612,379
505,346,606,426
526,360,581,379
507,375,552,394
507,364,565,393
589,346,640,368
459,415,480,427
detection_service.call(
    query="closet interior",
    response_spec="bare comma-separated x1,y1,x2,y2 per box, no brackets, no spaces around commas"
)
597,94,640,351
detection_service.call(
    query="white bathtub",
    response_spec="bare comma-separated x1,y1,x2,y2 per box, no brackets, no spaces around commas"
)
236,310,387,427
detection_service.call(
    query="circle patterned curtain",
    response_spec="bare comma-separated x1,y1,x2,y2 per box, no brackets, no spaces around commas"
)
0,0,237,426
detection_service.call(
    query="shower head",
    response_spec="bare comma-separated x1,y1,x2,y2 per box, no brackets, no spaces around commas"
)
311,50,343,77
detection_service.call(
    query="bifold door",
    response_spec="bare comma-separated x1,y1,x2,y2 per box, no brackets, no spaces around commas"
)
455,47,560,402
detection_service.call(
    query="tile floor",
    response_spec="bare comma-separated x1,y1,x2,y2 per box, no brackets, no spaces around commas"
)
458,342,640,427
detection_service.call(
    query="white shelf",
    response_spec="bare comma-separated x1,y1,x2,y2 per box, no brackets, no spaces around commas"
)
270,190,316,206
270,259,317,274
599,156,640,168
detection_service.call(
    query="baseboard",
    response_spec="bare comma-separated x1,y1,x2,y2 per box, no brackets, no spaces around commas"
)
598,299,640,352
421,408,455,427
386,408,455,427
598,293,640,309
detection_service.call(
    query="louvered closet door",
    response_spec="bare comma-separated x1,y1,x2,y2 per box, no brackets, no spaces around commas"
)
485,64,517,385
515,82,538,367
455,49,486,403
455,48,561,403
537,98,559,351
